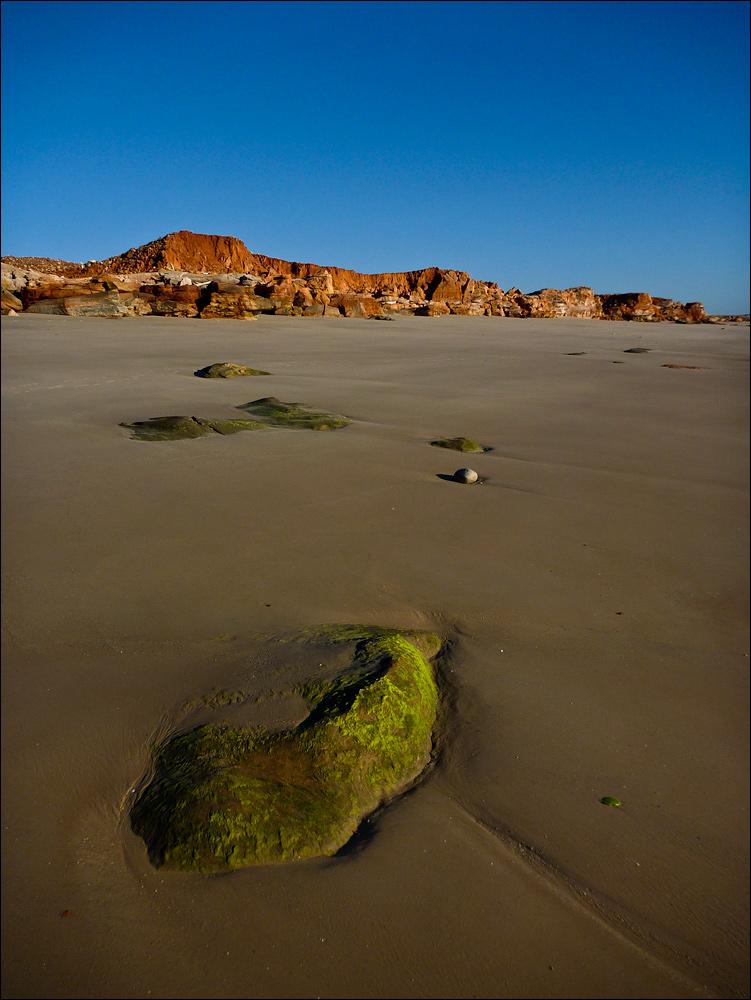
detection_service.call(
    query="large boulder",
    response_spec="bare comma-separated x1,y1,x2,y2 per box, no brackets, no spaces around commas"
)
137,283,202,317
516,287,601,319
293,286,314,308
650,300,704,324
148,300,199,318
1,288,23,314
130,627,440,871
259,275,296,310
599,292,656,321
684,302,706,323
333,294,384,318
306,268,335,296
25,290,152,317
199,284,271,320
428,270,468,302
21,279,103,307
416,302,451,316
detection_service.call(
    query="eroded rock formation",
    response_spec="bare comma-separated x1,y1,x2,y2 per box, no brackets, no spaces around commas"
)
1,230,727,322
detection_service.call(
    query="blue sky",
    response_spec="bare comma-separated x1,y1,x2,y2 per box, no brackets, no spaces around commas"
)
1,0,749,313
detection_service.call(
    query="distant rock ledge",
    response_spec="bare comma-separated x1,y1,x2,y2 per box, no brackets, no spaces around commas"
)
1,230,745,322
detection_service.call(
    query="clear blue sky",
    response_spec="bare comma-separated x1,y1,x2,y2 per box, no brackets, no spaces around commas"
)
2,0,749,313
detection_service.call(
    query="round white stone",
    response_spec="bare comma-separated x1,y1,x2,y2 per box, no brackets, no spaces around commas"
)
454,468,478,484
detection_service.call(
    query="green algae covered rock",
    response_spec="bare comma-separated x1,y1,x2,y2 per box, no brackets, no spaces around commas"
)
130,627,440,871
120,415,263,440
430,436,485,453
235,396,350,430
121,398,350,440
195,363,271,378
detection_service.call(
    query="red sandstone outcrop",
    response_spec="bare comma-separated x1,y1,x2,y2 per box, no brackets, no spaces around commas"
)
0,230,718,322
514,287,602,319
91,231,260,277
596,293,707,323
199,284,272,321
597,292,656,322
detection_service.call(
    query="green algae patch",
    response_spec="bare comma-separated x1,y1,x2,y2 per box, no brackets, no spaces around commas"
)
120,416,264,441
430,436,485,454
121,397,350,440
195,363,272,378
130,627,439,871
122,398,350,440
235,397,350,431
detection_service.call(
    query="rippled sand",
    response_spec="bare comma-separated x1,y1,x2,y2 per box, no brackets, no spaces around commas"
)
2,313,748,999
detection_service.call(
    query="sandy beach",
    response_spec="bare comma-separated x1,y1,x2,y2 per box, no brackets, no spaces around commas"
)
1,313,748,999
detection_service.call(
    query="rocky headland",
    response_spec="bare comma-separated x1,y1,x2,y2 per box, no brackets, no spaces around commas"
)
1,230,744,322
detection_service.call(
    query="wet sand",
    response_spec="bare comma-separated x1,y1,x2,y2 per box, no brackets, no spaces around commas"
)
1,313,748,999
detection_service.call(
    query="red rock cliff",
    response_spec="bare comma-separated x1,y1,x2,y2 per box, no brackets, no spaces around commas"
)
77,231,497,300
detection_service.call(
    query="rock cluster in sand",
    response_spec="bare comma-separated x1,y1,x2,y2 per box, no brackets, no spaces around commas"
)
3,230,742,322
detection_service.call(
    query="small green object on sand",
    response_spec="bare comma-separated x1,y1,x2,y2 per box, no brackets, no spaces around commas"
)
600,796,622,806
430,436,485,454
130,627,440,871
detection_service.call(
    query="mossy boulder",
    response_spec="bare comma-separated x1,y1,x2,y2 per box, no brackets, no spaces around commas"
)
430,436,485,453
130,627,440,871
195,363,271,378
235,397,350,430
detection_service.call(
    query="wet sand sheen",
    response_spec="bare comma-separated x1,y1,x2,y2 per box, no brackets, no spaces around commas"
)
1,314,748,999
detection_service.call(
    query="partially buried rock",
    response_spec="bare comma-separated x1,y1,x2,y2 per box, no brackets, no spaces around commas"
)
454,468,478,484
120,415,263,441
195,363,271,378
431,436,485,454
121,399,351,440
235,397,350,430
130,627,440,871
